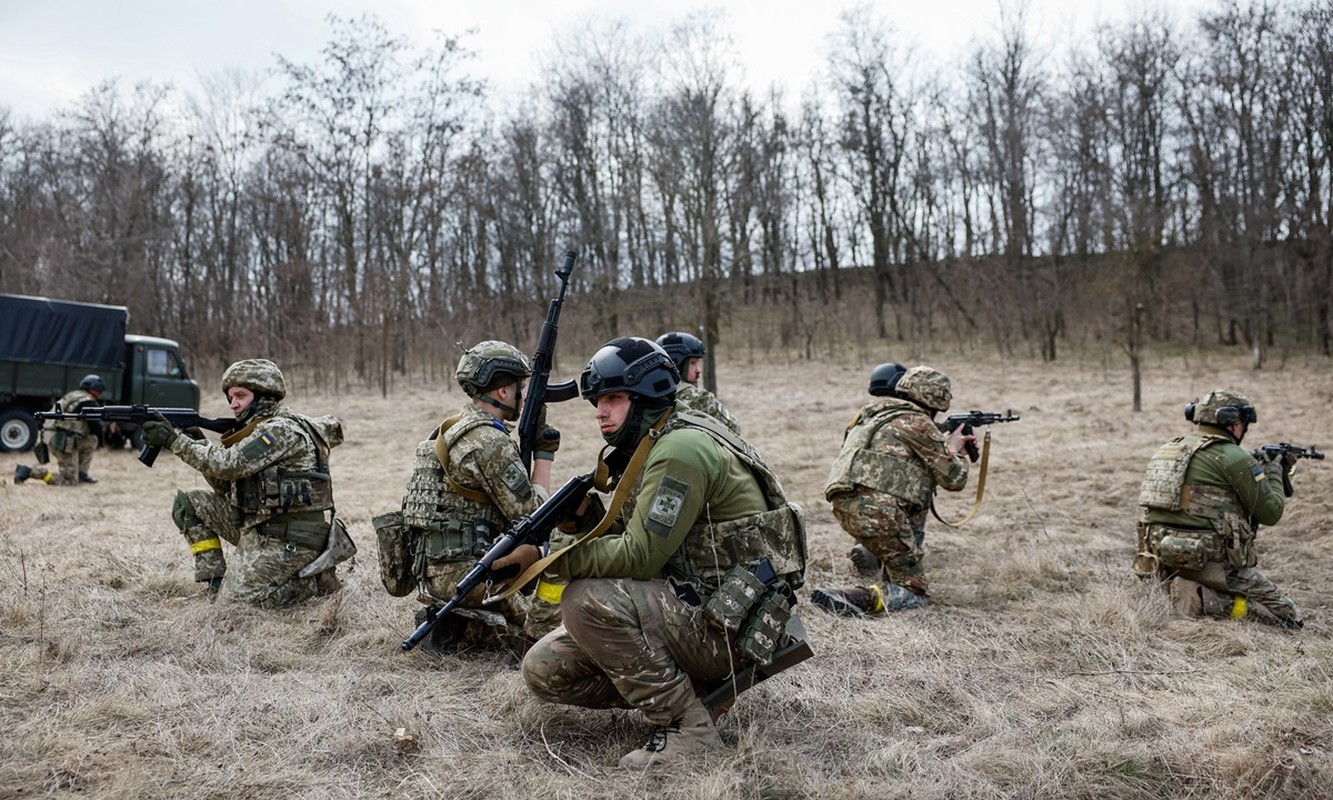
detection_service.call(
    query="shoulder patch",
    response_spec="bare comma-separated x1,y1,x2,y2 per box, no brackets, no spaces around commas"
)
1252,464,1266,483
500,460,532,497
240,431,278,460
645,474,691,537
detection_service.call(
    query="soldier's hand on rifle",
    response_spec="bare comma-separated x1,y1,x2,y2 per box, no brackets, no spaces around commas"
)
491,544,541,583
180,426,206,441
140,412,177,448
945,425,975,459
535,426,561,460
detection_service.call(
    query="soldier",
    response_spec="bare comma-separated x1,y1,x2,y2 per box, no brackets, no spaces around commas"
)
811,364,974,616
138,359,352,608
1133,389,1301,628
655,331,740,433
15,374,105,486
379,341,561,655
512,336,807,769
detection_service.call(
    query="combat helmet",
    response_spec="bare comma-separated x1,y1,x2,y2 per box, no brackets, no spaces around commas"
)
1186,389,1257,427
222,358,286,399
868,362,906,397
655,331,706,375
582,337,679,449
896,366,952,413
455,341,532,397
79,374,106,394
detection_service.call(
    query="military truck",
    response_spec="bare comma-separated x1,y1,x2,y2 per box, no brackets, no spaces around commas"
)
0,293,200,452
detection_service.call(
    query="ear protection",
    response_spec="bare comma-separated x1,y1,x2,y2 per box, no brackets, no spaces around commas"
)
1185,392,1257,426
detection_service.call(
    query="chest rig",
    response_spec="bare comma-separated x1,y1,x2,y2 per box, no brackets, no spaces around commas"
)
226,411,335,522
825,399,935,509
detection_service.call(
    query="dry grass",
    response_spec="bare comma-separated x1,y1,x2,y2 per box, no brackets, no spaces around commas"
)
2,349,1332,800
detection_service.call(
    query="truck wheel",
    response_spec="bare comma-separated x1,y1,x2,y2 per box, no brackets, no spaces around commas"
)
0,410,39,452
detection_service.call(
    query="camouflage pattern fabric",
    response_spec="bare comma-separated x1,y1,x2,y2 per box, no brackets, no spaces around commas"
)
1136,423,1299,627
823,398,968,595
166,405,342,607
33,389,100,485
676,383,741,434
399,403,554,642
527,408,801,726
830,485,929,595
523,578,735,725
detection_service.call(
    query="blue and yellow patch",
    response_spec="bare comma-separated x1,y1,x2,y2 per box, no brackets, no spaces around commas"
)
1252,464,1266,483
240,431,278,459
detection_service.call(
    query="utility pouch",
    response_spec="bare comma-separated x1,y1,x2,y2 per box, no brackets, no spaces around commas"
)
735,583,794,666
1156,533,1207,572
51,429,69,454
374,511,419,597
34,441,50,464
703,564,768,634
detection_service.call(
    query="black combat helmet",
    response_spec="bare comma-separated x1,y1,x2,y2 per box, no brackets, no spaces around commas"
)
79,374,106,394
868,362,906,397
581,337,680,449
654,331,706,376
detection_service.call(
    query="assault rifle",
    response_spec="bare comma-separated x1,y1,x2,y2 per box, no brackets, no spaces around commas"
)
518,249,581,471
35,405,236,467
939,410,1021,462
1251,443,1325,462
401,469,596,652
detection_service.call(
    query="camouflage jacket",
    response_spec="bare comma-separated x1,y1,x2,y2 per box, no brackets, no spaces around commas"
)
676,382,741,434
824,396,967,509
45,389,99,436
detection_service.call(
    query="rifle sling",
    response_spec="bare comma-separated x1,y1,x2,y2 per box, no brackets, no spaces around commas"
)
432,414,495,506
489,413,670,601
931,429,991,528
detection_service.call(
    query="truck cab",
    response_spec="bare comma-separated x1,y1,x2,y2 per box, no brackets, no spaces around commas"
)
124,335,200,409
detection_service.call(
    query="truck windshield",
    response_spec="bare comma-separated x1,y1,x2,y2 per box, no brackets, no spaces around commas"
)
146,348,186,378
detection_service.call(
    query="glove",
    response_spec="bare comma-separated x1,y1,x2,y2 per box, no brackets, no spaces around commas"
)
140,415,178,448
491,544,541,584
1279,451,1299,473
534,426,561,460
181,426,206,441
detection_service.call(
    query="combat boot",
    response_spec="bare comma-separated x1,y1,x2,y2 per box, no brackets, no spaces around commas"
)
618,700,722,769
78,472,97,484
811,585,883,617
848,544,882,580
14,464,31,484
883,582,931,611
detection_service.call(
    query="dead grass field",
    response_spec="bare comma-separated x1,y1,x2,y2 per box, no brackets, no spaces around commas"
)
2,349,1332,800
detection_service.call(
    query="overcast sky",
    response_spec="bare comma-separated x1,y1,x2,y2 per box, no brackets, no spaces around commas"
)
0,0,1212,122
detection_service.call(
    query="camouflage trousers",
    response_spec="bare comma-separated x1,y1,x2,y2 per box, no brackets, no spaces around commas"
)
178,489,337,608
31,433,96,485
522,578,736,726
830,486,929,595
1160,560,1300,627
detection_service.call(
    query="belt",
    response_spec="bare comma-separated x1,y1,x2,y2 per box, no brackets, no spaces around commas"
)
257,512,330,550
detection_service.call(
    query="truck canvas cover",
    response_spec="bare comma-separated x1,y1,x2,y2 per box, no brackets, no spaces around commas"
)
0,293,128,369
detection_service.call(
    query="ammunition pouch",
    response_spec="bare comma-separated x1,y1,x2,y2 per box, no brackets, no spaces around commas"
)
234,467,333,515
701,613,813,721
374,510,419,597
298,516,357,578
33,441,50,464
1155,534,1208,572
735,584,794,666
698,560,795,667
415,517,495,578
51,429,70,454
255,511,331,551
703,564,769,634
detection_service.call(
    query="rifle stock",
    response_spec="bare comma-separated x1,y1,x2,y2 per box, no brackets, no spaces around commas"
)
518,249,579,470
35,404,235,467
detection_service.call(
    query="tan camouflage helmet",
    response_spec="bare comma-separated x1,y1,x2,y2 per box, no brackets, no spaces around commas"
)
456,340,532,397
1186,389,1257,426
222,358,287,399
896,366,953,413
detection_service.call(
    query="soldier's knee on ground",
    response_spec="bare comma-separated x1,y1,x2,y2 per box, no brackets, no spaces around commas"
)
1169,578,1231,618
183,525,226,583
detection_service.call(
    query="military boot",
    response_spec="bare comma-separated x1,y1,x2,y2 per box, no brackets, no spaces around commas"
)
78,472,97,484
848,544,882,580
14,464,31,484
883,582,931,611
811,585,883,617
618,700,723,769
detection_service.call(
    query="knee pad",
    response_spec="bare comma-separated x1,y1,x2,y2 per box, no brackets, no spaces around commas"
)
171,490,202,532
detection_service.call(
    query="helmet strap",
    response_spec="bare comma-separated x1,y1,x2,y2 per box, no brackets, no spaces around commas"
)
477,383,519,420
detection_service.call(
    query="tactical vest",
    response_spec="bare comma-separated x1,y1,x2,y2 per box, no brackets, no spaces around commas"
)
656,411,807,594
1138,431,1254,569
48,390,96,435
401,414,509,567
230,411,335,519
824,400,935,508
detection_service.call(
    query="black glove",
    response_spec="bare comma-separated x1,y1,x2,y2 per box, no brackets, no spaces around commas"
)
140,413,178,448
534,426,561,460
181,426,206,441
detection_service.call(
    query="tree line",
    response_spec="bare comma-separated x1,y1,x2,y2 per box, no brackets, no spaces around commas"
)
1,0,1330,396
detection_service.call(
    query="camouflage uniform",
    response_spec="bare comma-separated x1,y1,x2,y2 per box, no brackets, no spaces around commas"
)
824,396,968,596
163,360,345,608
29,388,100,485
523,407,806,728
1135,397,1299,627
675,382,741,434
399,403,552,641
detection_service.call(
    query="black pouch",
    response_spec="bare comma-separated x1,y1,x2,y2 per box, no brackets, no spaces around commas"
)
34,441,50,464
703,564,768,634
51,429,69,454
736,583,794,666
